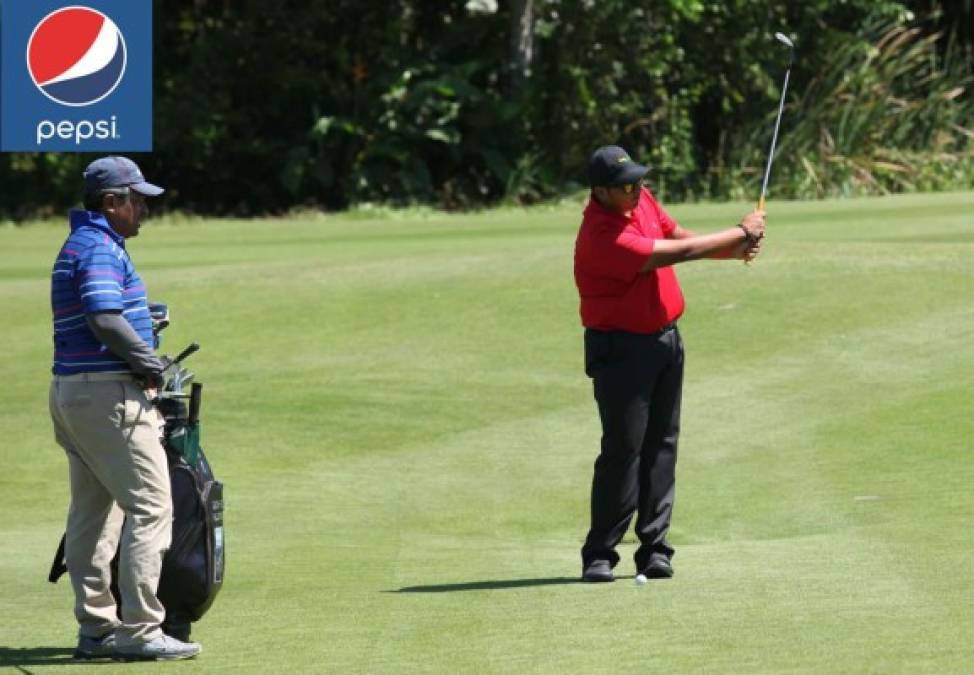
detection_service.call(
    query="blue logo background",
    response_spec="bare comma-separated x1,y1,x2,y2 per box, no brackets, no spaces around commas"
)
1,1,152,152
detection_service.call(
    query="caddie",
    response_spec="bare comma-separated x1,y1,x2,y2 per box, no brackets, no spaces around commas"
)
49,156,201,661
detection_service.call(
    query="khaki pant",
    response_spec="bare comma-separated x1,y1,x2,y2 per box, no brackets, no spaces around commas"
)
49,373,172,646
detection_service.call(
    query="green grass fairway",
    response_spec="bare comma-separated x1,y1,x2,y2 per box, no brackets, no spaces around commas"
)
2,192,973,673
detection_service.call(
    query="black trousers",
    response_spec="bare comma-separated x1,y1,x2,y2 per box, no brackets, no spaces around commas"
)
580,325,684,570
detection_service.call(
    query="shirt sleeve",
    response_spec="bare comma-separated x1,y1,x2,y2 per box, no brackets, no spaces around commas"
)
583,224,656,282
87,311,164,376
75,243,125,314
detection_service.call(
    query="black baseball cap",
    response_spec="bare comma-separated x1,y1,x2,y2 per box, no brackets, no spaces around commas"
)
587,145,649,187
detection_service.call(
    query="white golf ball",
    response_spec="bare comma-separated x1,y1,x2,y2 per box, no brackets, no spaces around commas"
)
635,574,648,586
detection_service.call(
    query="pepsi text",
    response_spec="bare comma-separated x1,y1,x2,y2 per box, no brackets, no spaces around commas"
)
37,116,120,145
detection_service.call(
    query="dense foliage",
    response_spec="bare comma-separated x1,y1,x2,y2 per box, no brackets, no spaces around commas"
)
0,0,970,217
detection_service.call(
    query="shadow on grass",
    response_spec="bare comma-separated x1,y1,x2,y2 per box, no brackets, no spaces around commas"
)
0,646,79,669
389,576,592,593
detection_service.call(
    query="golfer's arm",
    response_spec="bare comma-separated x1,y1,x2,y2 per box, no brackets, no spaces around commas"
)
639,227,748,271
669,225,742,260
86,311,165,377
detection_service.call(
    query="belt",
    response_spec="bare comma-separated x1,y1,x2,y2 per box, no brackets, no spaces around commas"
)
54,372,137,383
586,323,678,339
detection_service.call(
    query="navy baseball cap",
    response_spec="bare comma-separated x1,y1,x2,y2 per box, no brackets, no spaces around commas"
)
83,156,164,196
587,145,649,187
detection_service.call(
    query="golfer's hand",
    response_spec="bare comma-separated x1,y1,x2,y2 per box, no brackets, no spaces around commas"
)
740,210,766,241
141,373,164,391
742,238,762,262
138,365,166,391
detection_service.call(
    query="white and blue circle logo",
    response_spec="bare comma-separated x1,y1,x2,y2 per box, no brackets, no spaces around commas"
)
26,6,127,107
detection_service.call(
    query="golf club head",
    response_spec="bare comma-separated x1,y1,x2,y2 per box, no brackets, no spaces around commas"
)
774,32,795,65
148,302,170,335
165,366,190,392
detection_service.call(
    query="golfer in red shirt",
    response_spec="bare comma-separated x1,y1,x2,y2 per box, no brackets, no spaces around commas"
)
575,145,765,582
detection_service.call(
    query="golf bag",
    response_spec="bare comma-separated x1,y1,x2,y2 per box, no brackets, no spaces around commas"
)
156,382,225,639
48,309,224,641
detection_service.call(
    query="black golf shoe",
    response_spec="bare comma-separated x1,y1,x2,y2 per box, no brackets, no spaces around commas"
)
639,554,673,579
582,559,614,583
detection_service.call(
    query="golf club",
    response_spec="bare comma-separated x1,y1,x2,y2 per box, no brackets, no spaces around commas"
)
152,342,200,405
758,32,795,212
162,342,200,375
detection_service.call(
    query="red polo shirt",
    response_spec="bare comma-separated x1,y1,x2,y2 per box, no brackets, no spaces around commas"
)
574,187,685,333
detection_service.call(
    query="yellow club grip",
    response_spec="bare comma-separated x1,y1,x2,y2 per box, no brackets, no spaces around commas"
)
757,196,766,212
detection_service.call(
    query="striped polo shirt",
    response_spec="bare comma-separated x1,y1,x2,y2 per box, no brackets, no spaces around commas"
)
50,209,154,375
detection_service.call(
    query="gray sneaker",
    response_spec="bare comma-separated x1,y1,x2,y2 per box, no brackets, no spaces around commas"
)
115,634,202,661
74,632,116,660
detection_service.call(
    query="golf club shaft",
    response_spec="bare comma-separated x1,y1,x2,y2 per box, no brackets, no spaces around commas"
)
758,66,791,211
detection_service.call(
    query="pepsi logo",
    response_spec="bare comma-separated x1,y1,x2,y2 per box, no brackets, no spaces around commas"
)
27,6,127,107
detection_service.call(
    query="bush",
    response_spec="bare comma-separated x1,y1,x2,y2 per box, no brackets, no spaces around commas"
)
0,1,970,218
719,18,974,200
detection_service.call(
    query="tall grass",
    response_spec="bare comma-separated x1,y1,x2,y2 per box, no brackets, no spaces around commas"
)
722,19,974,201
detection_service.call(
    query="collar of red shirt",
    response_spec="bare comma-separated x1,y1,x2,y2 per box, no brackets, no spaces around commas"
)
583,190,642,226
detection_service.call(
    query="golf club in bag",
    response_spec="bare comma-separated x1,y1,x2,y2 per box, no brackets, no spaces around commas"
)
48,303,225,642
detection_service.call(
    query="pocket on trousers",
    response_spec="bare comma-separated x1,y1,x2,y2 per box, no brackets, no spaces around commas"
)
119,382,148,429
60,386,92,410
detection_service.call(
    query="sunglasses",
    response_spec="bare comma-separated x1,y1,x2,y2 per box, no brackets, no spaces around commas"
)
618,180,644,194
